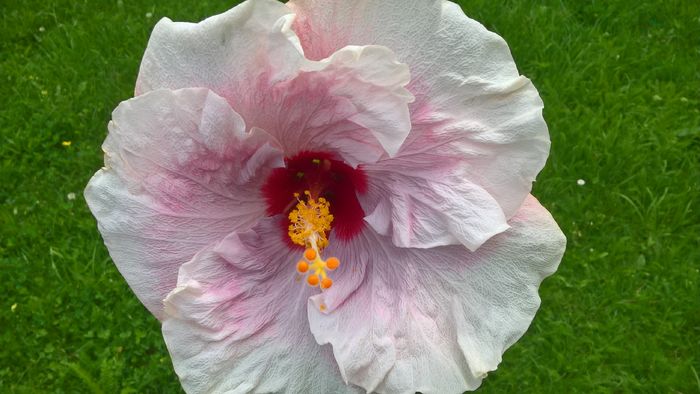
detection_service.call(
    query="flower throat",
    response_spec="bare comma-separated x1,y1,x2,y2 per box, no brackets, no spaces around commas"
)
261,151,368,291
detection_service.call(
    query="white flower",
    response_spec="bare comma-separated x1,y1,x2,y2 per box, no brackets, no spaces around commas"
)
85,1,566,392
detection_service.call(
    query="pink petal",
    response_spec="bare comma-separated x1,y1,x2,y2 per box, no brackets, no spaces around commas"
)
240,45,412,166
308,195,566,393
136,0,413,166
290,0,551,227
85,88,283,319
162,218,360,393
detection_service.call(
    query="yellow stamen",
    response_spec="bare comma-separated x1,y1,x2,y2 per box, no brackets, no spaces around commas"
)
288,190,342,293
288,191,333,249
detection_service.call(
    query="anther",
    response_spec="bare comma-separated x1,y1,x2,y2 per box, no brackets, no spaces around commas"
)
321,159,332,171
307,275,320,287
326,257,340,270
321,277,333,289
296,260,309,273
304,248,317,261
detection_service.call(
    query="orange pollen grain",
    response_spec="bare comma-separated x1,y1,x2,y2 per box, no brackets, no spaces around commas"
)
326,257,340,270
304,248,317,261
296,260,309,273
307,275,320,286
321,277,333,289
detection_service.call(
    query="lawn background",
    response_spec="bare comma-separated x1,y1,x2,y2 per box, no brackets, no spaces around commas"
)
1,0,698,392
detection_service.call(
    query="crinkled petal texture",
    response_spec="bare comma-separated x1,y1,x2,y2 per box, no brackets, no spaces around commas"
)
308,196,566,394
84,88,283,319
136,0,413,166
363,171,508,251
290,0,551,249
162,218,361,394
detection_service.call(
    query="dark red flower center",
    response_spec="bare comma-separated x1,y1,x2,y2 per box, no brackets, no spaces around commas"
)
262,151,368,244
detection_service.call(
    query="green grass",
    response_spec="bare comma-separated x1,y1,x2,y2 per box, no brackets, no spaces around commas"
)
1,0,698,392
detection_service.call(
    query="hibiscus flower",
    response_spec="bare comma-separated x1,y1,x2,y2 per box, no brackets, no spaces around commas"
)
85,0,566,392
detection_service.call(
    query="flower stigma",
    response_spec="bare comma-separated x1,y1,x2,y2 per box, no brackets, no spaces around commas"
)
288,191,341,291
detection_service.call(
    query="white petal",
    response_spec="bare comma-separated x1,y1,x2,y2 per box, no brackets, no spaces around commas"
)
308,196,566,393
136,0,302,96
290,0,550,218
363,169,509,251
85,88,283,319
309,45,413,157
137,0,413,165
163,218,360,394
